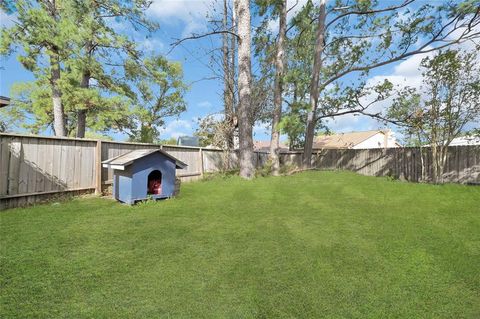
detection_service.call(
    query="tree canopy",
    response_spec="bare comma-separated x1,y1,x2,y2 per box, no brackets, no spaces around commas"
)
0,0,186,141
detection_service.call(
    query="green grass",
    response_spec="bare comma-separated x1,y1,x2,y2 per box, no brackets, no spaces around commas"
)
1,171,479,318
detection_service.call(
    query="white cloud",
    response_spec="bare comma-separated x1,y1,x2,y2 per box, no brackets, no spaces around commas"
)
267,18,279,33
148,0,217,36
139,38,165,53
149,0,311,38
392,52,431,78
443,24,480,52
324,49,436,134
197,100,212,108
159,119,193,138
149,0,210,20
324,115,360,133
0,10,17,28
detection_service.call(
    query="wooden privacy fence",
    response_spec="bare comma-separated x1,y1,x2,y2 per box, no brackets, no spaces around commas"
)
1,132,479,209
0,133,268,209
281,146,480,184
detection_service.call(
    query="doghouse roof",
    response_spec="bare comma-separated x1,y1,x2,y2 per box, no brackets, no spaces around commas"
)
102,149,187,170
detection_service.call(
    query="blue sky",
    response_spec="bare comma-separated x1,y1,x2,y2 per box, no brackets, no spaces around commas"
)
0,0,459,143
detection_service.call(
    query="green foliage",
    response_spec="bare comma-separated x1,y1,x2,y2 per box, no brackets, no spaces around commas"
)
1,0,186,140
278,162,299,175
255,159,274,177
387,49,480,146
254,0,479,149
0,0,79,65
83,131,113,141
262,1,335,147
451,0,480,15
158,137,178,145
201,169,240,181
256,159,300,177
4,78,132,135
126,56,187,143
194,114,236,148
195,115,219,147
0,115,7,132
2,171,480,317
387,49,480,182
8,81,55,134
277,101,308,149
1,0,80,135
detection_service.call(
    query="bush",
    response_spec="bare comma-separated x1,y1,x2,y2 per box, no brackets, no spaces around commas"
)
279,163,300,175
202,169,240,181
256,160,273,177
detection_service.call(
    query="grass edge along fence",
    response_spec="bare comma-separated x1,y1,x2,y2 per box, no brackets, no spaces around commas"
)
1,133,479,209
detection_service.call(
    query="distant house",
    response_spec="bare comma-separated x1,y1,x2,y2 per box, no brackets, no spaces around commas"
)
0,96,10,108
254,140,289,152
449,135,480,146
313,130,400,149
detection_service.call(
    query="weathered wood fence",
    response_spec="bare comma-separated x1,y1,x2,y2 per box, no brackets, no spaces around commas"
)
0,133,269,209
1,133,479,209
282,146,480,184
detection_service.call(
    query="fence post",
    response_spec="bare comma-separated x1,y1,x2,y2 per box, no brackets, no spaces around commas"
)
199,148,204,177
95,140,102,195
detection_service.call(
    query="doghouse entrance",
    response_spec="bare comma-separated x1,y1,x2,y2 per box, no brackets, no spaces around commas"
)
147,170,162,195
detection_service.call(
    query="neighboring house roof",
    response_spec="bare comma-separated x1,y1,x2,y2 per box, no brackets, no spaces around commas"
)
449,136,480,146
0,96,10,108
313,130,401,149
254,140,288,151
102,149,187,170
313,130,382,149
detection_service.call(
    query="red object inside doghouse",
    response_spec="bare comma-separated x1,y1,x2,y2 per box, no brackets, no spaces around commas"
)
147,170,162,195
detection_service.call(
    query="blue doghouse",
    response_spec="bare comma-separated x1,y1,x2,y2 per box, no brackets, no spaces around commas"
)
102,149,187,204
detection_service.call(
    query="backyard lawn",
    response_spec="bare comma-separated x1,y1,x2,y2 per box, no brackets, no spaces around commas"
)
1,171,479,318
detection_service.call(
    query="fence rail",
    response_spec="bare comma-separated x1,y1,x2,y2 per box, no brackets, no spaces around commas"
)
1,133,479,210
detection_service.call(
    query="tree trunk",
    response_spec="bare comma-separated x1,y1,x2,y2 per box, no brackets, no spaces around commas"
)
46,0,66,137
438,145,448,184
419,144,426,182
229,2,237,149
235,0,255,179
77,110,86,138
230,2,236,105
431,144,439,183
50,53,67,137
223,0,235,150
302,0,326,168
269,0,287,175
76,69,90,138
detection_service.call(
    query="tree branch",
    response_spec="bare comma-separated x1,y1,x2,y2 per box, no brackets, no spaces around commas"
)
319,11,480,92
287,0,300,14
168,30,239,55
326,0,415,29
